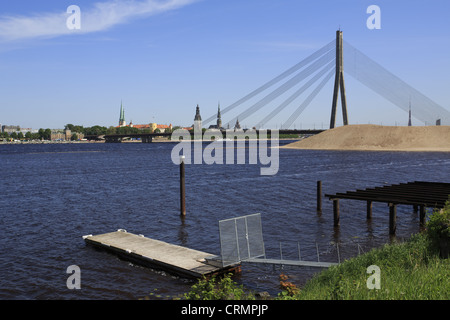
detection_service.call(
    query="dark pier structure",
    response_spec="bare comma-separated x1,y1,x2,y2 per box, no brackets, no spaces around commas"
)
326,181,450,235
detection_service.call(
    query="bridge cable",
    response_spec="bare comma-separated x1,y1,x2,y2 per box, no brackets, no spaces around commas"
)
255,60,335,129
225,49,335,128
283,68,335,129
343,40,450,125
202,40,335,125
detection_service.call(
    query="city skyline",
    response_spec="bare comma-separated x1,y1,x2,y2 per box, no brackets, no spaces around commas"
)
0,0,449,129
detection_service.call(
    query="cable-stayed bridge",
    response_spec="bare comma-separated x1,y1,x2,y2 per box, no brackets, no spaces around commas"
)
203,31,450,129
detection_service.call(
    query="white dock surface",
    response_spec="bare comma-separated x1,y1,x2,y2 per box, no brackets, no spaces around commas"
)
84,230,231,278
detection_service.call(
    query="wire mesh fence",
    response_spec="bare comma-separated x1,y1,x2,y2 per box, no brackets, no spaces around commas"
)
219,213,265,267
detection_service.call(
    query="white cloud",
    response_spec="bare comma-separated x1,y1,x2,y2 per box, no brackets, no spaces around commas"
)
0,0,198,41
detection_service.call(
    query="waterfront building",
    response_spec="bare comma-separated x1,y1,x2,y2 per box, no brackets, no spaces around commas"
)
155,124,172,132
2,125,20,134
50,127,84,141
126,123,173,133
19,128,32,134
117,101,172,132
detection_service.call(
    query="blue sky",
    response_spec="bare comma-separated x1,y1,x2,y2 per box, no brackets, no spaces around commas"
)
0,0,449,129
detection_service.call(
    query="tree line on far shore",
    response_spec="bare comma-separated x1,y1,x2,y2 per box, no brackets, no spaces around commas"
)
0,124,180,141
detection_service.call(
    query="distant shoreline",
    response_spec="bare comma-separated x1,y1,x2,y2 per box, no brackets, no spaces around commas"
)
0,137,301,145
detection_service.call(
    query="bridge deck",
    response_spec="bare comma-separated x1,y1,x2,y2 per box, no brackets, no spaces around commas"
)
83,230,238,278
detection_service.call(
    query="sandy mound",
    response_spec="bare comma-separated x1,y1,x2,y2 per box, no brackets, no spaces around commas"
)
282,124,450,152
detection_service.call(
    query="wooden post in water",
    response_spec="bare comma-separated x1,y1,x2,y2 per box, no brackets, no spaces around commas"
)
389,203,397,235
333,199,340,226
367,201,373,220
419,205,426,228
317,181,322,213
180,156,186,216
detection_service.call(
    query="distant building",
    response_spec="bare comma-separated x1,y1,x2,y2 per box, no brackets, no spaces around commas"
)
234,118,242,131
127,123,172,132
2,125,20,134
408,100,412,126
155,124,172,132
19,128,32,134
208,103,223,130
193,104,202,132
119,101,127,127
50,128,84,141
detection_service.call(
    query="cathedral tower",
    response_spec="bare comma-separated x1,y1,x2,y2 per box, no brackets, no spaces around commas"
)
217,103,222,129
194,104,202,132
119,101,127,127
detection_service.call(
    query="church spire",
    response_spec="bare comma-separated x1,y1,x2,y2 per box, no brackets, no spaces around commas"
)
194,104,202,121
194,104,202,132
234,118,241,131
408,98,412,126
119,100,126,127
217,102,222,129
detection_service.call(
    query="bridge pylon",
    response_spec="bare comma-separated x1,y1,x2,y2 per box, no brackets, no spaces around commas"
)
330,30,348,129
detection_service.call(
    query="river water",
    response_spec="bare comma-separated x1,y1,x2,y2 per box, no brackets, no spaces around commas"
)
0,141,448,299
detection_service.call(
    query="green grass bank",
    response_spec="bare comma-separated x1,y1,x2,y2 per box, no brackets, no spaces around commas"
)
184,202,450,300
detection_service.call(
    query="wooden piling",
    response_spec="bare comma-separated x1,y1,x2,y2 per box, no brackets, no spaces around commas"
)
317,181,322,213
367,201,373,220
333,199,340,226
419,205,426,228
180,156,186,216
389,203,397,235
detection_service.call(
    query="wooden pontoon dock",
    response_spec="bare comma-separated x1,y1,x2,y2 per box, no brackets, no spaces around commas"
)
83,230,239,279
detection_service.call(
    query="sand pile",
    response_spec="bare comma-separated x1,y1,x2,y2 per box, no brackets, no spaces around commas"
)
282,124,450,152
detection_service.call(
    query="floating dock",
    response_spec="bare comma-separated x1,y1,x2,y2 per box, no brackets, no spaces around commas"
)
83,230,239,279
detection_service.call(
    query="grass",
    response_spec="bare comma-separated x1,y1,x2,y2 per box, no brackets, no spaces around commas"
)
182,232,449,300
285,201,450,300
290,232,449,300
183,202,450,300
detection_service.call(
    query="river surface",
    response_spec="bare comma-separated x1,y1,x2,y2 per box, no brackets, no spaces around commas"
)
0,141,449,299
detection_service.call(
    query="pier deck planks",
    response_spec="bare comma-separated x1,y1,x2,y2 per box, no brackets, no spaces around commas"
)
83,230,233,278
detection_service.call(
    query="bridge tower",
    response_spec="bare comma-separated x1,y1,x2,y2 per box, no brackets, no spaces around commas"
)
330,30,348,129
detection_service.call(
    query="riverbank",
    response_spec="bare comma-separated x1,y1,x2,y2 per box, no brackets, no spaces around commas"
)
184,232,449,300
184,204,450,300
0,137,301,145
291,232,449,299
282,124,450,152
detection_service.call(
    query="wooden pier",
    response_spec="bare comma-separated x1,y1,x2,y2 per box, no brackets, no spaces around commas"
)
83,230,239,279
326,181,450,235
